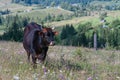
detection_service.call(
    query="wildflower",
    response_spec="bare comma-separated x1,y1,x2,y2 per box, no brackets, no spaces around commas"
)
19,61,23,64
87,77,92,80
59,73,65,80
42,66,48,74
59,70,63,73
32,73,39,80
42,65,45,69
116,76,120,79
13,74,20,80
48,69,50,73
29,67,32,71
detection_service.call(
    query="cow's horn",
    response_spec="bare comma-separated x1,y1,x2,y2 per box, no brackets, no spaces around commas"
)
52,27,55,30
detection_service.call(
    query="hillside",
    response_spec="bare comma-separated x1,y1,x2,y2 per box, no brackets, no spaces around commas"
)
18,7,74,20
0,1,74,20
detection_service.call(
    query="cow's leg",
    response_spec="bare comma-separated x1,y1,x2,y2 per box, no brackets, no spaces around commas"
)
27,52,30,62
42,47,48,61
39,48,48,63
24,45,31,63
25,49,31,63
41,52,47,61
32,54,37,69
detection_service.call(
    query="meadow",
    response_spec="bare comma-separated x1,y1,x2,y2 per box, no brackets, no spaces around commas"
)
0,41,120,80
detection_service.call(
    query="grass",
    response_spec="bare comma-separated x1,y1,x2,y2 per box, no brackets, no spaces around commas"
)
0,41,120,80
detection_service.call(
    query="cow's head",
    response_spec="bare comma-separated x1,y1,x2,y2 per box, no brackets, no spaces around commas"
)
38,28,58,46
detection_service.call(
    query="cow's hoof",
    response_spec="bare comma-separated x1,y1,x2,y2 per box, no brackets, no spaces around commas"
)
33,64,37,69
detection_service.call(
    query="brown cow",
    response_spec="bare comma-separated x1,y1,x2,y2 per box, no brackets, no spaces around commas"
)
23,22,58,68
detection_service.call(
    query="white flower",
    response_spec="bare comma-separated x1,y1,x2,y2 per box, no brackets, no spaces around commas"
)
48,69,50,73
13,74,20,80
59,70,62,73
116,76,120,79
42,65,45,69
19,61,23,64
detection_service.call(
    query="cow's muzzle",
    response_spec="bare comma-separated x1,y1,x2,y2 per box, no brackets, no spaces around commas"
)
49,41,55,46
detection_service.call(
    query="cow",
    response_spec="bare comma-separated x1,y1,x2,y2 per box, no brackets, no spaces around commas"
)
23,22,58,68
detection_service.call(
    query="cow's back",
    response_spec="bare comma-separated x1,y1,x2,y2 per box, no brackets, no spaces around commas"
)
23,22,42,38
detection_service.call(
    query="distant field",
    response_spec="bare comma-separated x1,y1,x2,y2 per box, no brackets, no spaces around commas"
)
0,41,120,80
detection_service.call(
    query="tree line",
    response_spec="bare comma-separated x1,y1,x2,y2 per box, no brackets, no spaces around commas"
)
11,0,95,5
12,0,113,5
59,20,120,49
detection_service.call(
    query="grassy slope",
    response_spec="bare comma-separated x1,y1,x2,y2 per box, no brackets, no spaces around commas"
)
0,41,120,80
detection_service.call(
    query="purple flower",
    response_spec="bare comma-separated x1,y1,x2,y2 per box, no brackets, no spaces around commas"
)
43,67,48,74
87,77,92,80
59,73,65,80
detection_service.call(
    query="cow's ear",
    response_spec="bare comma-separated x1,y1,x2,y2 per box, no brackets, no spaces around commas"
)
54,31,58,35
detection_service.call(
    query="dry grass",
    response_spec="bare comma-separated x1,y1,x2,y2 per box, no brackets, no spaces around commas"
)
0,41,120,80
